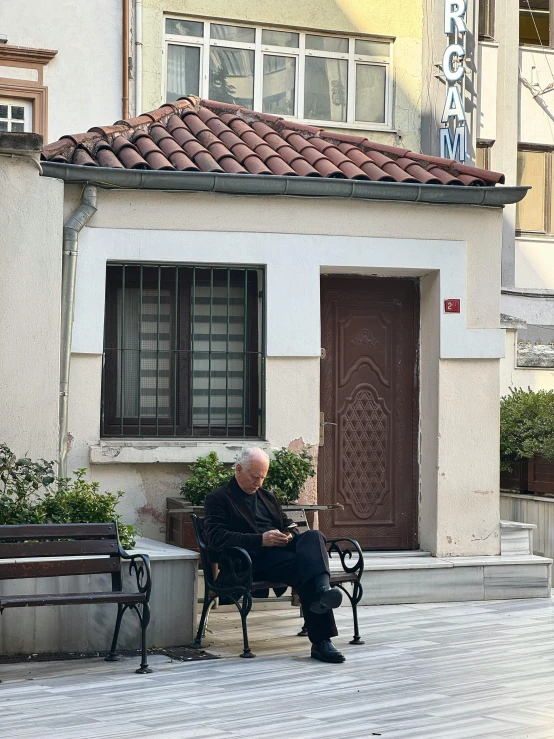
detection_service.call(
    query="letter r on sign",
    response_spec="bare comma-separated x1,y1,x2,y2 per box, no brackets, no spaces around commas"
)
444,0,467,34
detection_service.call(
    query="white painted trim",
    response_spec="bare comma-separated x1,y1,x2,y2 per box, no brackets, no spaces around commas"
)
73,228,505,360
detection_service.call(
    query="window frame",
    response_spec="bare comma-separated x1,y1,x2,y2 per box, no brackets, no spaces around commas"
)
0,45,56,138
101,263,266,441
519,0,552,48
163,17,394,130
478,0,496,40
516,144,554,235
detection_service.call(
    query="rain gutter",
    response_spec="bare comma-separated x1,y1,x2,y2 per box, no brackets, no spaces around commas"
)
41,162,529,208
59,184,97,478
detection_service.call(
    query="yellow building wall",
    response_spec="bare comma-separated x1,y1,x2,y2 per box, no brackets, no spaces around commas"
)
141,0,423,151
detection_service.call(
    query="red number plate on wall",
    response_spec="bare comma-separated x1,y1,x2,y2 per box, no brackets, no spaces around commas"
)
444,299,461,313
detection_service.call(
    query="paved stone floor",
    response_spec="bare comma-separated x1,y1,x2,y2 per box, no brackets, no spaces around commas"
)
3,597,554,738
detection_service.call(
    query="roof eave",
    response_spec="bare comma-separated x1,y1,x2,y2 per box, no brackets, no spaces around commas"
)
40,163,529,208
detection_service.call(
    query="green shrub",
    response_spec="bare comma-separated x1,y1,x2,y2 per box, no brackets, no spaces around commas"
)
0,444,136,549
180,446,316,505
500,388,554,472
39,470,136,549
180,452,233,505
264,447,316,504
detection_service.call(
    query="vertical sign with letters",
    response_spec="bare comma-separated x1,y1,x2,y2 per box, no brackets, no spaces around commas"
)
440,0,468,162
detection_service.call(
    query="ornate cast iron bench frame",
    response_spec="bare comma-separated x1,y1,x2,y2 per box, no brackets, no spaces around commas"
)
0,522,152,674
190,512,365,658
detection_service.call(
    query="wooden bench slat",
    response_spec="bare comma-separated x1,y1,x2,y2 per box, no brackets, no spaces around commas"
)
0,591,147,608
0,557,121,580
0,539,119,559
0,523,117,540
330,572,358,584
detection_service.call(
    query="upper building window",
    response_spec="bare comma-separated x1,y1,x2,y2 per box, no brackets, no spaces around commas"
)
520,0,550,46
0,98,32,132
516,147,554,233
164,18,393,128
478,0,495,39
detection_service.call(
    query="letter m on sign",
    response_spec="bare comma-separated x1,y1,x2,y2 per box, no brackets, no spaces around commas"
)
439,126,467,163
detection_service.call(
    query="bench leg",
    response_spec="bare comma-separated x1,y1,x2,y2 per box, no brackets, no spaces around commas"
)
338,581,365,645
297,605,309,637
191,594,215,650
135,602,153,674
239,593,255,658
105,603,127,662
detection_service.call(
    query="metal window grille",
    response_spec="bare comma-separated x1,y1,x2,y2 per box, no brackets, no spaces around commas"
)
102,264,265,438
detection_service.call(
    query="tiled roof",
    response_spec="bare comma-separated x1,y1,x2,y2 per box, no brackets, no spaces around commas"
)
42,97,505,187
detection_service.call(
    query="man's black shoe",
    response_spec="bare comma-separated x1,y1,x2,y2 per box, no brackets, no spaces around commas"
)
311,640,346,663
309,586,343,615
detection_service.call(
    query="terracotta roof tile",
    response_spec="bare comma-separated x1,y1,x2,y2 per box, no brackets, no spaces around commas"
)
41,98,505,189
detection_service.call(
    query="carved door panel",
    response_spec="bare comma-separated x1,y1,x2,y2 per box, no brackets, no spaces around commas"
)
318,277,419,550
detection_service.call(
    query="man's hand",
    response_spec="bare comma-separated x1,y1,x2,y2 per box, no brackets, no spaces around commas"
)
262,529,291,547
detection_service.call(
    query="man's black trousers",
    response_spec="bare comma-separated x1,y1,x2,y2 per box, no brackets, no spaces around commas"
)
252,530,338,644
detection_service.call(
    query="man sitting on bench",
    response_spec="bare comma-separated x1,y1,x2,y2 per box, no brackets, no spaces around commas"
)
204,447,345,664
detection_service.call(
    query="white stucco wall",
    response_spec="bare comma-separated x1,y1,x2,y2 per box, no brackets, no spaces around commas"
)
516,237,554,289
0,0,122,142
62,187,503,555
0,142,63,461
477,42,498,143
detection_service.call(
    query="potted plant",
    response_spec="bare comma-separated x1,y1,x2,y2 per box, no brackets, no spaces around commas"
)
500,388,554,495
167,447,316,549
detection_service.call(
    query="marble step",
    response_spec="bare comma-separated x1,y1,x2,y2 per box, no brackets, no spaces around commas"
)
500,519,535,556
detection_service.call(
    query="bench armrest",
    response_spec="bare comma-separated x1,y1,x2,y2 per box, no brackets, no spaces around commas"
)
203,545,253,593
118,548,152,602
326,538,364,577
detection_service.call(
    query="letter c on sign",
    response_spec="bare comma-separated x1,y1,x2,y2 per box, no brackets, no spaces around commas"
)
443,44,465,83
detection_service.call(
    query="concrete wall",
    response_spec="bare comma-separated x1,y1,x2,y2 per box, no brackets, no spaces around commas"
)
0,134,63,461
64,185,504,557
139,0,423,151
501,329,554,395
0,539,199,653
0,0,123,142
519,47,554,146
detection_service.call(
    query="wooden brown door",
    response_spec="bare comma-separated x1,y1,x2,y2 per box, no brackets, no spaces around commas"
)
318,277,419,550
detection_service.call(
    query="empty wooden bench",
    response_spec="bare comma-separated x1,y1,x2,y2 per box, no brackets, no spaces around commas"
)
190,511,364,657
0,522,152,674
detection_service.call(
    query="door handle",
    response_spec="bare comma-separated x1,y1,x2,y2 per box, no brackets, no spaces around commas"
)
319,412,337,446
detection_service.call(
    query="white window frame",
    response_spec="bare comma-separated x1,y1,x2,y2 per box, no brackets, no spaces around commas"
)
0,97,33,132
163,18,394,130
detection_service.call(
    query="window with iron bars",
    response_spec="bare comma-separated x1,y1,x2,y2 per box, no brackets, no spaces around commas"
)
102,264,265,438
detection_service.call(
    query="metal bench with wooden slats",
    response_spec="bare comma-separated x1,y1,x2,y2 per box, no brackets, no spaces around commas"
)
0,522,152,674
190,511,364,658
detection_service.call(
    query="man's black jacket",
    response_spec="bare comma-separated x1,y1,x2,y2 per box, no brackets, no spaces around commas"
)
204,476,296,554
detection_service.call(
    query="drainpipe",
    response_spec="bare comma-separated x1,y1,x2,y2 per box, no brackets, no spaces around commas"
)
58,184,97,478
135,0,142,116
122,0,130,119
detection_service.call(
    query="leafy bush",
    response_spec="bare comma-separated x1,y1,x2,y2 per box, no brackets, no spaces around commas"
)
180,451,233,505
180,446,316,505
500,388,554,472
0,444,136,549
264,447,316,504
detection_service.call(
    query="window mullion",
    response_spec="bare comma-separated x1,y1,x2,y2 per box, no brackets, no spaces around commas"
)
202,23,210,97
298,33,306,119
255,27,263,111
347,38,355,123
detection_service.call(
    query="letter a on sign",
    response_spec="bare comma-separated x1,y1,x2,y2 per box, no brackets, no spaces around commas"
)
444,0,467,34
442,85,466,122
